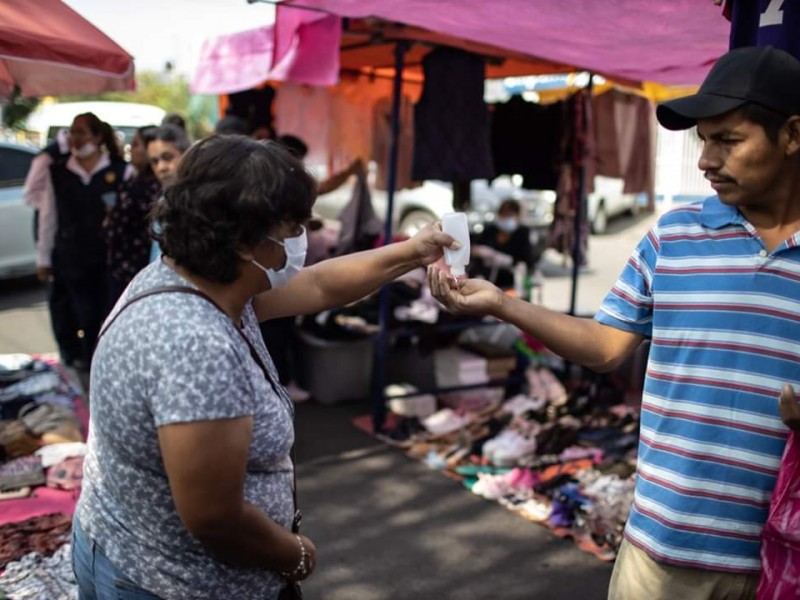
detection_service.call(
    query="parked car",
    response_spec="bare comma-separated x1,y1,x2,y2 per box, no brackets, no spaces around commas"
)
312,174,555,265
0,143,38,279
586,175,641,234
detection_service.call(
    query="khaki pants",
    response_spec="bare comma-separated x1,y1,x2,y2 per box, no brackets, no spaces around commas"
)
608,539,759,600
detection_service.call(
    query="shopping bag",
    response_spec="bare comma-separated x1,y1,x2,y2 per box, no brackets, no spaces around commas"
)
757,430,800,599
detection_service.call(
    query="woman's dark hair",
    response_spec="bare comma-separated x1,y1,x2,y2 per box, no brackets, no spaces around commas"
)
151,136,317,283
75,112,122,161
135,126,157,178
137,125,157,146
740,103,790,144
498,198,522,216
161,113,187,132
277,134,308,160
148,124,190,153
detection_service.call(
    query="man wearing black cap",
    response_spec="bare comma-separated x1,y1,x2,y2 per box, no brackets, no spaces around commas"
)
428,45,800,599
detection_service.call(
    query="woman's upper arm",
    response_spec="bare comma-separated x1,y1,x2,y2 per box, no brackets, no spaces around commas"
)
158,417,253,539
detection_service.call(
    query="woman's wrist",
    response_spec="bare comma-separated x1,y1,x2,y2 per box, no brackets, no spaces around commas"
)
281,534,308,580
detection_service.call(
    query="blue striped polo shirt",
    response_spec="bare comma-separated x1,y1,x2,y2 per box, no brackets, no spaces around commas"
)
596,196,800,573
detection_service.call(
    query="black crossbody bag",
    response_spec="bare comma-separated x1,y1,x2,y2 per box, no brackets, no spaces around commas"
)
99,285,304,599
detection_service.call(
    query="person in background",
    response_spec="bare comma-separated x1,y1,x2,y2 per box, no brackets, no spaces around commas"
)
105,125,161,306
471,198,533,287
23,128,80,367
263,134,365,402
252,123,277,141
161,113,187,134
36,113,133,371
215,112,250,136
146,124,191,265
429,46,800,600
72,135,458,599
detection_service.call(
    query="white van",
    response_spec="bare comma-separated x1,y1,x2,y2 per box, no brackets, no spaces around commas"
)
26,101,167,148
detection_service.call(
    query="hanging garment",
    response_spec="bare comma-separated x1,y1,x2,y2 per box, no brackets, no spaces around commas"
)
491,96,564,191
335,171,383,256
227,85,275,130
726,0,800,61
549,92,593,265
372,95,419,191
593,89,655,198
412,47,494,182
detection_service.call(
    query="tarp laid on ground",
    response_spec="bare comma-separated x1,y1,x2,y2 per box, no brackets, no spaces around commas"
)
0,0,135,98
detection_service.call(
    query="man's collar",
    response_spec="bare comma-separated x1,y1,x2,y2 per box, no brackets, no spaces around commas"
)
700,195,744,229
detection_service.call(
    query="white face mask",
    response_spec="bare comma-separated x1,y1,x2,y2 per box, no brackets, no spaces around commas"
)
251,226,308,289
71,142,98,159
497,217,518,233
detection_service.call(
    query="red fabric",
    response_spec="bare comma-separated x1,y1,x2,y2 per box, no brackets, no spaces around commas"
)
0,357,89,528
757,431,800,600
284,0,729,85
0,0,134,97
0,487,79,527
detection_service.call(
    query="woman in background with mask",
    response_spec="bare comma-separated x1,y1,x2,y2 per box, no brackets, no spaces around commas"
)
72,135,458,600
35,112,132,371
104,125,161,306
472,198,533,288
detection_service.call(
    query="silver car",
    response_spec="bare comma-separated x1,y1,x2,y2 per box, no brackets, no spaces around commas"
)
0,142,38,279
313,175,555,264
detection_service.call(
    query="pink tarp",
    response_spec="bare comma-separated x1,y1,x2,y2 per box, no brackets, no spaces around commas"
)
191,10,340,94
0,0,134,97
280,0,730,86
192,26,276,95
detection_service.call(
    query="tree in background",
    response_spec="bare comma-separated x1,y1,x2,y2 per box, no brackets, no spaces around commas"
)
1,87,40,129
58,70,215,140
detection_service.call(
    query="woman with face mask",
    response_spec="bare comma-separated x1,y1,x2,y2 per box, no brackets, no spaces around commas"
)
72,135,458,600
472,198,533,288
104,125,162,306
35,112,133,371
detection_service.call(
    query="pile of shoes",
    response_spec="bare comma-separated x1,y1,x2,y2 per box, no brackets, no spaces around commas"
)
375,361,640,561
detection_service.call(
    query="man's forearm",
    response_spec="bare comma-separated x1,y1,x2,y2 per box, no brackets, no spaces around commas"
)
493,296,639,372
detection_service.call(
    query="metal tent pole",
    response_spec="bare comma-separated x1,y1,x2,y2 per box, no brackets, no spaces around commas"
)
372,40,409,433
568,73,594,317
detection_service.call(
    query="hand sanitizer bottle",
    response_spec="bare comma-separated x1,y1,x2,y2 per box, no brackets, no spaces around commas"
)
441,212,470,279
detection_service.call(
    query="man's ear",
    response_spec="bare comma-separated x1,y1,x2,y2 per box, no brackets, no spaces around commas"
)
783,116,800,157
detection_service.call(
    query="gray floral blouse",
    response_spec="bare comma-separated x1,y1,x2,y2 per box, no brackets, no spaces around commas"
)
75,260,295,599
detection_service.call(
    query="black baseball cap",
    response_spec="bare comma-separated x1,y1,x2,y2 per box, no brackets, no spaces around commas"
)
657,46,800,131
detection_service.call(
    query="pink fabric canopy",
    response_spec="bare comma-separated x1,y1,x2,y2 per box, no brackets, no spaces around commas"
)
280,0,730,86
0,0,134,98
192,26,277,95
192,10,340,94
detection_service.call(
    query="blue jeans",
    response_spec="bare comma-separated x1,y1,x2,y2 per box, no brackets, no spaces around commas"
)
72,517,163,599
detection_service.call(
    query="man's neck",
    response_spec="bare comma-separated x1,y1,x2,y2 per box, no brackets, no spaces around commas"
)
740,170,800,251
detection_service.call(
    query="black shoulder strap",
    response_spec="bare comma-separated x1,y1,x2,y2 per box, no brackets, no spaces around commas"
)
98,284,301,526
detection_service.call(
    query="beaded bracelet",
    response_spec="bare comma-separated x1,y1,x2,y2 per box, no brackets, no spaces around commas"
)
282,535,308,580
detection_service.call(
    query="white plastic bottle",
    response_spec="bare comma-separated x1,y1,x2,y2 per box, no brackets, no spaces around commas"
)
441,212,471,278
513,261,527,298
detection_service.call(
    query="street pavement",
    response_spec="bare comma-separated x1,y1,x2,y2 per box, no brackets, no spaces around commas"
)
0,210,658,599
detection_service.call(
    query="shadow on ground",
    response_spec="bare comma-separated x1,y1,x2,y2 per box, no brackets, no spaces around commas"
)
0,275,45,311
294,399,613,600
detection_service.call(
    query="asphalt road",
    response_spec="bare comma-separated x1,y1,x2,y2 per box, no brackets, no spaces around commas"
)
0,210,657,599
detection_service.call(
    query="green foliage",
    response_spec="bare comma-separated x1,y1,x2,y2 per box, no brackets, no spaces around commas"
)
57,70,216,139
2,87,40,129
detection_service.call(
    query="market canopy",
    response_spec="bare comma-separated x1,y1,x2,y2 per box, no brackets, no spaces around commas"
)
271,0,729,86
0,0,135,98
